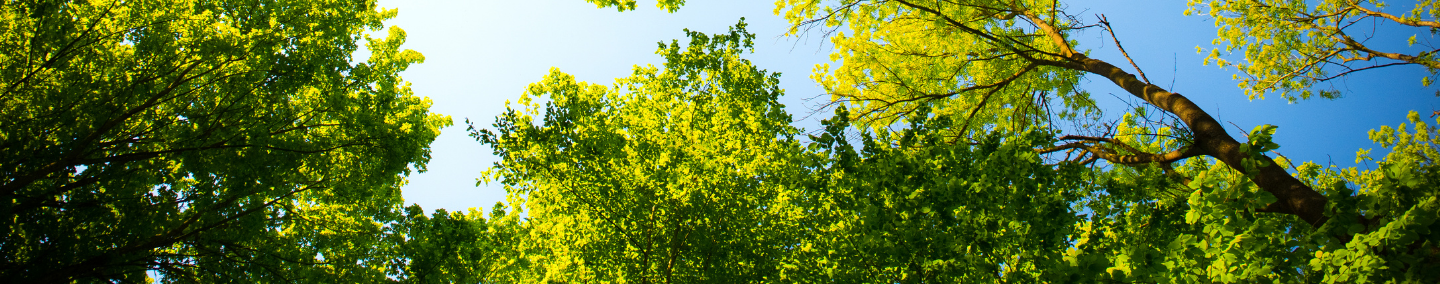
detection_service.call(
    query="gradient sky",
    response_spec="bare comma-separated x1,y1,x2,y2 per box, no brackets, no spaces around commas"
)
377,0,1440,213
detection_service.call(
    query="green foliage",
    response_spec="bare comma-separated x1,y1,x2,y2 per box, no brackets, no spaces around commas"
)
776,0,1097,135
1038,113,1440,283
472,20,1085,283
784,107,1089,283
476,20,808,282
0,0,448,282
451,0,1440,283
20,0,1439,282
583,0,687,12
1306,111,1440,283
390,203,528,283
1188,0,1440,101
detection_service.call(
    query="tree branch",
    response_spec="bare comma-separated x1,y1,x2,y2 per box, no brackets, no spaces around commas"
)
1013,9,1332,227
1350,3,1440,28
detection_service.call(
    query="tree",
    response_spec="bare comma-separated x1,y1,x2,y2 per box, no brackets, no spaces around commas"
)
763,0,1440,281
389,203,528,284
0,0,448,282
773,106,1091,283
1194,0,1440,101
471,19,1110,283
768,0,1340,227
532,0,1440,282
475,21,815,282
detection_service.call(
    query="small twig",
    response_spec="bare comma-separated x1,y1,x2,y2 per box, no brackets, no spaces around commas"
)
1170,53,1178,90
1098,14,1151,85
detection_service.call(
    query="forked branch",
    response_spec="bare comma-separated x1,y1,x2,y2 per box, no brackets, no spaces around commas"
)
1038,135,1199,166
916,2,1331,227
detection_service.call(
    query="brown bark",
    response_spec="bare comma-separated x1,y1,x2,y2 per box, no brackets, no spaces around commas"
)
991,10,1334,227
1039,135,1202,166
1349,3,1440,29
883,0,1335,227
1061,54,1331,227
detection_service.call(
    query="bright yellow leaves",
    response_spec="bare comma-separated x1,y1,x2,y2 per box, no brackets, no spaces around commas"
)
585,0,687,12
776,0,1095,138
1190,0,1440,102
476,20,808,282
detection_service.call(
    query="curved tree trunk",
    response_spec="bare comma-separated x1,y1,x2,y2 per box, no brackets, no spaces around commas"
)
1061,55,1331,227
885,0,1334,228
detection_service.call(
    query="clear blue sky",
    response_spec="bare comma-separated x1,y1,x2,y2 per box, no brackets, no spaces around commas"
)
379,0,1439,213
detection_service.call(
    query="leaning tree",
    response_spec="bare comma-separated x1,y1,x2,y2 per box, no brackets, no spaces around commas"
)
571,0,1440,282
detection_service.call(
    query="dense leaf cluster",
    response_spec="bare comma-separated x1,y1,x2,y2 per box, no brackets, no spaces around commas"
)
464,21,1095,282
453,13,1440,284
0,0,448,282
7,0,1440,283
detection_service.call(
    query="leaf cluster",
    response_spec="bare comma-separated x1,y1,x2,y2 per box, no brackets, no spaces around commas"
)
0,0,448,282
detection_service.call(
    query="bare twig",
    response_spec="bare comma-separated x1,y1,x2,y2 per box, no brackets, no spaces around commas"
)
1098,14,1151,85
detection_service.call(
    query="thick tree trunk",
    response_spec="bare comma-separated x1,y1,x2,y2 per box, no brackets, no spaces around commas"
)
887,0,1334,228
1063,55,1331,227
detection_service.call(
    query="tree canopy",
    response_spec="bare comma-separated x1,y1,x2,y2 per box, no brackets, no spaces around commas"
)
6,0,1440,283
0,0,448,282
448,0,1437,282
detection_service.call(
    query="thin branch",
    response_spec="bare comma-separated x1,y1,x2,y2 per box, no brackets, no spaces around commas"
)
956,63,1037,136
1349,2,1440,28
1098,14,1151,85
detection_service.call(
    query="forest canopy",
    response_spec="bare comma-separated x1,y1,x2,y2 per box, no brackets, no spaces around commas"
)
0,0,448,282
4,0,1440,283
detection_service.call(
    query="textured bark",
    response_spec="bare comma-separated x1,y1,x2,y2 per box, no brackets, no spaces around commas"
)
996,9,1335,227
884,0,1335,227
1063,55,1331,227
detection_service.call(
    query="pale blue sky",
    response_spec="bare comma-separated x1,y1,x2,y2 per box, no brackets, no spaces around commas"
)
382,0,1439,213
